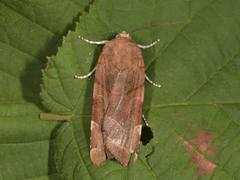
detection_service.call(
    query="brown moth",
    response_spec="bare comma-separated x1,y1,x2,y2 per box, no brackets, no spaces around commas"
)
75,31,161,167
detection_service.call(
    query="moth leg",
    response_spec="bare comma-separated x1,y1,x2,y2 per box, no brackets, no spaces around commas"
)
142,114,148,126
137,39,160,49
145,74,161,88
78,35,109,45
74,66,97,79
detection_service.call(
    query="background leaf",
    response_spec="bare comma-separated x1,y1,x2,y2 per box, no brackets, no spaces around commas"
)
0,0,92,179
42,0,240,179
1,0,240,180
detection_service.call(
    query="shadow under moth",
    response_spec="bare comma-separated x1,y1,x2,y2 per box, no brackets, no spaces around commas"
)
75,30,161,167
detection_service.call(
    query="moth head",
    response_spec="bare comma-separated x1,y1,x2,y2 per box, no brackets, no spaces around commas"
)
117,31,131,39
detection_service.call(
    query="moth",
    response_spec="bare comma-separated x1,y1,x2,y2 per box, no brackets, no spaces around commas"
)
75,30,161,167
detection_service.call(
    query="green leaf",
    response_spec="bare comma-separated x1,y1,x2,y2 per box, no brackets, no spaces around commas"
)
42,0,239,179
0,0,92,179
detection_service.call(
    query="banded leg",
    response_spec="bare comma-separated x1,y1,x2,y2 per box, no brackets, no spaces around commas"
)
145,74,161,88
138,39,160,49
75,66,97,79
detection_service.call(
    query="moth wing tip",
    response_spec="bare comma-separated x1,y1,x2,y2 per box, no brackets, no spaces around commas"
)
90,148,106,166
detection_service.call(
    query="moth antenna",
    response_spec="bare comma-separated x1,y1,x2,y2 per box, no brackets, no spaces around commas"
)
145,74,161,88
75,66,97,79
84,31,118,39
138,39,160,49
142,114,148,126
62,32,118,46
129,20,188,35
